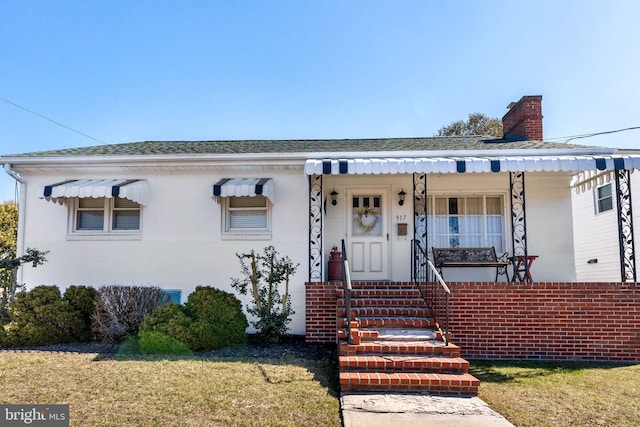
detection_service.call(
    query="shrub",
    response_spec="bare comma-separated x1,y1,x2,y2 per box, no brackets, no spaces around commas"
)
0,285,90,347
142,286,248,351
92,285,167,343
63,285,97,342
138,331,192,355
231,246,298,343
141,303,194,346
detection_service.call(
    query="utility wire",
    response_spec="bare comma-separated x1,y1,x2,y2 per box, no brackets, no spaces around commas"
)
0,96,107,144
2,95,638,147
546,126,640,144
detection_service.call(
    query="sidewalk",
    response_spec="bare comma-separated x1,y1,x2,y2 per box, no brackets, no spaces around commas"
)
341,392,515,427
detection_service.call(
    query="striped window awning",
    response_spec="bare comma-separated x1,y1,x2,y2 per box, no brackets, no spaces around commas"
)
211,178,275,203
304,155,640,175
42,179,148,205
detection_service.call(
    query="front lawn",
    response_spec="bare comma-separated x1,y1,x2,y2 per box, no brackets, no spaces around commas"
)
471,360,640,427
3,347,639,426
0,347,340,427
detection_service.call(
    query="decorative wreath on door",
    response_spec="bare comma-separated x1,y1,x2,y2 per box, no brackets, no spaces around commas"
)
356,206,377,232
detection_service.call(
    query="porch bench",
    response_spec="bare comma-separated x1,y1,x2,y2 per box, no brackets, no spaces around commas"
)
432,247,509,282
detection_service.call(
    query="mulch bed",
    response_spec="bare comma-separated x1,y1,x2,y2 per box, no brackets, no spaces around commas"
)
0,335,336,362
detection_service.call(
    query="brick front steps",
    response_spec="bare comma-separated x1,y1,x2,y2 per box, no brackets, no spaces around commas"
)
337,282,480,395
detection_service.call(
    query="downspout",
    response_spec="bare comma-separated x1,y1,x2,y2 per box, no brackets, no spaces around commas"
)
3,164,27,287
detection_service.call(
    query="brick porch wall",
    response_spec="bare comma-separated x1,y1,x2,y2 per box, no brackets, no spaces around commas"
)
305,281,640,362
305,281,340,342
448,282,640,362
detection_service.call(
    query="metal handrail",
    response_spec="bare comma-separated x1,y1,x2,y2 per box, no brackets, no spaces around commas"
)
341,239,353,343
427,259,450,346
412,239,451,346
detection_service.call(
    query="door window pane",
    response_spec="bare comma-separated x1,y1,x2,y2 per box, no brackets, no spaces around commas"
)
352,195,382,236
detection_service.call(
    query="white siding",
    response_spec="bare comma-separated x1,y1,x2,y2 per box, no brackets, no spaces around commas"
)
572,172,640,281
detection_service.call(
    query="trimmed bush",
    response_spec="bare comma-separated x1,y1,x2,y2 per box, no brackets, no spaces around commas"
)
92,285,168,343
1,285,91,347
63,285,97,342
141,303,193,346
142,286,248,351
138,331,192,355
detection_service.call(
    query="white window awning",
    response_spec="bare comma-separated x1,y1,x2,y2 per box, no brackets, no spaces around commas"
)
304,155,640,175
211,178,275,203
42,179,148,205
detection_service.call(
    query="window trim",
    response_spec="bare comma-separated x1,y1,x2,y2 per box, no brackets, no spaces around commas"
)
595,183,614,214
67,197,142,239
221,195,272,240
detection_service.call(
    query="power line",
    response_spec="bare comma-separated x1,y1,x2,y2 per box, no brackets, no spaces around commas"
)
546,126,640,144
0,96,107,144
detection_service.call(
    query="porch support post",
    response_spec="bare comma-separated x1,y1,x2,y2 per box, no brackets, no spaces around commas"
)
510,171,529,277
413,173,428,281
615,169,636,282
308,174,323,281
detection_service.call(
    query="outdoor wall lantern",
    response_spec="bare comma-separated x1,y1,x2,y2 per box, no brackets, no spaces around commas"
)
398,189,407,206
330,189,339,206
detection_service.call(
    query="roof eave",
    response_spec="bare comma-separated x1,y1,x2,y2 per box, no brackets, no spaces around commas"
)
0,145,617,167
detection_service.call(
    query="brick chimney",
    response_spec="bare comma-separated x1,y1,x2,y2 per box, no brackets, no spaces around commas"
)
502,95,543,141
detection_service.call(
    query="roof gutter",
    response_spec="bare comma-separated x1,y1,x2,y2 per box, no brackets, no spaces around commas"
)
3,163,25,183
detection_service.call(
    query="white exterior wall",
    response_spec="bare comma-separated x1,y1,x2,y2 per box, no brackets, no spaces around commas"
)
323,171,577,283
15,164,581,335
572,172,640,281
18,167,310,335
524,172,577,282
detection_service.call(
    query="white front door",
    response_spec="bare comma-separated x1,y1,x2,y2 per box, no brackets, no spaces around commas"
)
347,188,390,281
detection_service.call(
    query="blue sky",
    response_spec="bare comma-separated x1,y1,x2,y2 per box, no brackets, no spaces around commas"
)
2,1,639,201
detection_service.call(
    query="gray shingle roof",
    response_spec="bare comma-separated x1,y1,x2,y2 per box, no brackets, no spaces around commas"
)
4,137,597,158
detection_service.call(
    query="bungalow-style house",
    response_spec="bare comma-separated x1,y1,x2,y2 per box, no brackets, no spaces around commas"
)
3,96,640,385
572,150,639,282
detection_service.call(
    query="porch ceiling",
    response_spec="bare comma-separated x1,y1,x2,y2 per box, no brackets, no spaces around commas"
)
304,154,640,175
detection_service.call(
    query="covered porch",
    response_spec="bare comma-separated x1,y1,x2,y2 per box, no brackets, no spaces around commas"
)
305,153,639,284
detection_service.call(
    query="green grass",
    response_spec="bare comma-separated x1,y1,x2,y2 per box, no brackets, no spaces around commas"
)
0,351,340,427
471,360,640,427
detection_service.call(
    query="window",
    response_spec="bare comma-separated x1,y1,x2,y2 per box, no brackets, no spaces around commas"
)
427,195,505,252
163,290,182,304
596,183,613,213
223,195,271,236
72,197,141,233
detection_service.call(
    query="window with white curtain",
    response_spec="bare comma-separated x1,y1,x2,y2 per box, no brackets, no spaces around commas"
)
427,195,505,252
73,197,141,233
223,195,270,234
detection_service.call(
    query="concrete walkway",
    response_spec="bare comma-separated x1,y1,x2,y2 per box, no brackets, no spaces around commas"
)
341,392,515,427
